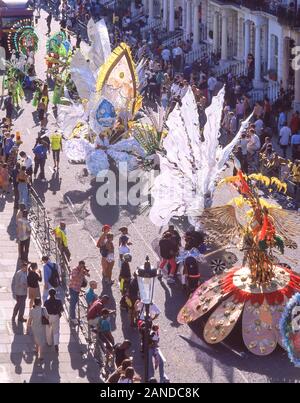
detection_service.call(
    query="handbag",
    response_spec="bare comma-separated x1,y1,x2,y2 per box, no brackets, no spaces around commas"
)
41,308,49,325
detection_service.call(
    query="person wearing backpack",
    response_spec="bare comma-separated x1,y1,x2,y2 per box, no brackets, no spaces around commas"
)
42,256,60,303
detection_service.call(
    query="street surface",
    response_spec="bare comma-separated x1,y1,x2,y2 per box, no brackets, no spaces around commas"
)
0,9,300,383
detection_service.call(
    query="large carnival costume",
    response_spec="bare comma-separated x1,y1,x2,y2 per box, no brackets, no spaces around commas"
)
149,86,252,226
57,19,145,176
177,172,300,356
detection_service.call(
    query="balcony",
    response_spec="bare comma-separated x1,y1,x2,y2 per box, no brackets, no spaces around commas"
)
217,1,300,28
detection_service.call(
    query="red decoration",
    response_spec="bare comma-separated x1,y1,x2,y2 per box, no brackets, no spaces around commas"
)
221,266,300,306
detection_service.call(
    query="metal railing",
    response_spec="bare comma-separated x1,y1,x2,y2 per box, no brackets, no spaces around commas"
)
213,60,246,79
29,188,91,343
184,42,214,64
216,0,300,27
162,30,184,47
141,17,163,34
249,80,280,103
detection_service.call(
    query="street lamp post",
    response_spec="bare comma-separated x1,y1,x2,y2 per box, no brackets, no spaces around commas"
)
136,255,157,383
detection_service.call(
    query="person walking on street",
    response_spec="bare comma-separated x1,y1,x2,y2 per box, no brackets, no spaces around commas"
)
69,261,90,324
33,140,47,180
17,166,30,209
12,262,28,322
87,294,110,327
279,122,291,158
26,297,47,360
27,262,42,309
104,232,115,285
76,33,81,49
44,288,64,353
54,222,71,261
4,92,13,127
16,210,31,262
46,13,52,35
50,130,63,170
96,224,111,282
19,151,33,183
42,256,60,302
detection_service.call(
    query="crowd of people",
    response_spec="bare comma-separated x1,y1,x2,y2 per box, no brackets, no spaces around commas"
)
1,0,300,384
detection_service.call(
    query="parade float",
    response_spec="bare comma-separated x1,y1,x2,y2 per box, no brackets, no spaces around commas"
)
280,292,300,365
149,86,252,226
57,19,146,176
177,171,300,356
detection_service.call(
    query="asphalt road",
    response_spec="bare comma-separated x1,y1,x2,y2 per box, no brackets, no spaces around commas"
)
4,9,300,383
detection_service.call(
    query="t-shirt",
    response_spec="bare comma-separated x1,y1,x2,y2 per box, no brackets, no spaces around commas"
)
120,262,131,279
33,144,47,160
27,271,42,288
279,126,291,146
98,318,111,333
50,133,62,150
240,138,248,155
159,238,177,259
207,76,217,91
87,299,104,320
161,48,171,61
85,288,97,306
114,344,128,367
291,134,300,145
255,119,264,136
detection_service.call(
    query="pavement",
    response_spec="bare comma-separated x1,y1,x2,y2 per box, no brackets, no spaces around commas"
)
0,8,300,383
0,198,100,383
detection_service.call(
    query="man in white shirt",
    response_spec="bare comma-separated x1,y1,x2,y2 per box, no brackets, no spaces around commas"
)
247,130,261,155
207,75,217,103
161,47,171,68
19,151,33,180
279,123,291,158
254,117,264,137
172,45,183,72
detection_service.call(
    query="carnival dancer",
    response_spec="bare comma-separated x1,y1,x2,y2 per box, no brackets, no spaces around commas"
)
52,76,64,107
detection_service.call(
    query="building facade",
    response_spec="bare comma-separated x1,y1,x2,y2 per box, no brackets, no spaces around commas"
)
142,0,300,109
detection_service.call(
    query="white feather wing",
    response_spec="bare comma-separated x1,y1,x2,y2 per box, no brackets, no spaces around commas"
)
57,102,86,138
87,18,111,77
70,51,96,99
149,88,202,226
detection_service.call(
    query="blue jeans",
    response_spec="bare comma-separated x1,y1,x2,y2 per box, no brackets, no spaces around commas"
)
148,347,169,383
18,182,29,209
69,288,79,320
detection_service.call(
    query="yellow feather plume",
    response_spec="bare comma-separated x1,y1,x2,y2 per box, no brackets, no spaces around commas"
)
270,177,287,193
248,173,271,187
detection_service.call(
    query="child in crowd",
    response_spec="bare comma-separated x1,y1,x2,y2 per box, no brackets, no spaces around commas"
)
119,227,132,262
85,280,98,307
119,253,132,296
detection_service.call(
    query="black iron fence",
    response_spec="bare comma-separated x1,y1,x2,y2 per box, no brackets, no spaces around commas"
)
29,188,92,344
218,0,300,27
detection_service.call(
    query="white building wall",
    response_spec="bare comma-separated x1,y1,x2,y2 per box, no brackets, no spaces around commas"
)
268,18,284,81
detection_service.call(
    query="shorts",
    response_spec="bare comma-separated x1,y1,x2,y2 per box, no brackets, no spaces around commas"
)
119,246,130,255
28,287,41,300
52,149,60,162
106,253,115,263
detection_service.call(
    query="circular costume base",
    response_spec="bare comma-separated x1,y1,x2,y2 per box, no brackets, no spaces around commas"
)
178,265,300,356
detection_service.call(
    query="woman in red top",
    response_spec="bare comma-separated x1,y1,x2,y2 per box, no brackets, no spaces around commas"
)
290,111,300,134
